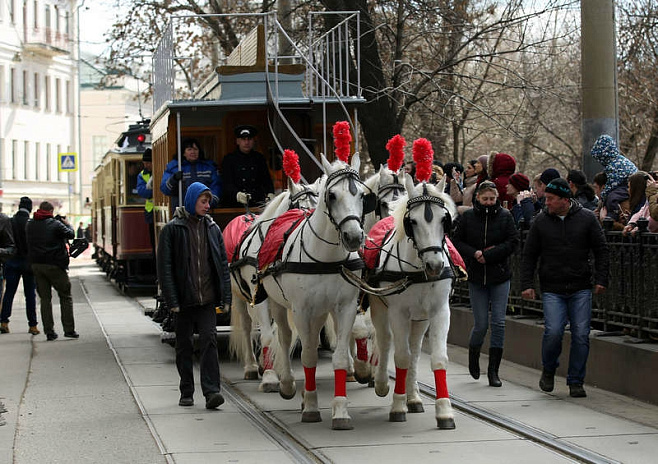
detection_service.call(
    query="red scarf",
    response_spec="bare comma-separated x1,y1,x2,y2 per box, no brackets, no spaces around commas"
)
34,209,53,220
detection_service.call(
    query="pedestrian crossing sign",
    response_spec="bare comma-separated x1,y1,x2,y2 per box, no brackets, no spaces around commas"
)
58,153,78,172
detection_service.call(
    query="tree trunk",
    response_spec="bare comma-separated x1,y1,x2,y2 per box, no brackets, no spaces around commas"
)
641,107,658,172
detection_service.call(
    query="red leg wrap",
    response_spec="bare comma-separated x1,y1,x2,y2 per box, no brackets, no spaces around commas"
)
356,338,368,362
434,369,449,399
335,369,347,397
394,367,408,395
304,366,316,391
262,346,273,370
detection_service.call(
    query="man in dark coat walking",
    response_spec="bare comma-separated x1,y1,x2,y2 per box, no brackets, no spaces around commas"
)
521,178,609,398
157,182,232,409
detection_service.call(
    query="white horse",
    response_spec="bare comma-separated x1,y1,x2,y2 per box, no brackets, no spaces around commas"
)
261,154,368,430
369,174,458,429
228,179,320,392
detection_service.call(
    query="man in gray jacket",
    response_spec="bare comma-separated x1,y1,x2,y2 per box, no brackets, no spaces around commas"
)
157,182,232,409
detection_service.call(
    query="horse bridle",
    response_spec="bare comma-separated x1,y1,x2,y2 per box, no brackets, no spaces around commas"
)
403,189,452,258
324,167,374,231
289,187,318,210
376,176,406,217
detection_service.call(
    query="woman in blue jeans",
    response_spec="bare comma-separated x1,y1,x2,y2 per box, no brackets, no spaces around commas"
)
453,181,519,386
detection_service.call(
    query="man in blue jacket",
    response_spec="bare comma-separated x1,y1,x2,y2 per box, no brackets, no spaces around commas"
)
157,182,232,409
521,178,609,398
160,138,222,208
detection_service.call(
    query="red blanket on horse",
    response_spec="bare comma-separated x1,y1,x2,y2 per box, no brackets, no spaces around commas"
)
223,214,258,263
258,209,313,269
363,216,467,278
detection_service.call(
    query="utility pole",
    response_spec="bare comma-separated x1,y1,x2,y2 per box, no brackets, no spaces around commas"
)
581,0,618,179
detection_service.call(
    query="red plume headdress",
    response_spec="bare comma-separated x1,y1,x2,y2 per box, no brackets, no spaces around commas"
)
283,149,301,184
332,121,352,162
412,138,434,183
385,134,406,172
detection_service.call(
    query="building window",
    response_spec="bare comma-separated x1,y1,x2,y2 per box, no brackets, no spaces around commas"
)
46,143,51,181
57,144,64,181
44,75,50,111
64,11,69,35
11,140,18,180
0,66,4,103
55,78,61,113
23,141,29,180
22,70,28,105
65,80,71,113
92,135,108,168
10,68,17,104
9,0,15,24
35,142,41,180
54,5,59,34
33,1,38,29
33,72,39,107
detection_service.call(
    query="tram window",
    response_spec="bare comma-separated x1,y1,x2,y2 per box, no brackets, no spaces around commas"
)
123,160,146,205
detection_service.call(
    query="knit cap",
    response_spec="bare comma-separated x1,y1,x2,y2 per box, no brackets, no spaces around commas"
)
545,178,573,198
509,173,530,192
540,168,560,186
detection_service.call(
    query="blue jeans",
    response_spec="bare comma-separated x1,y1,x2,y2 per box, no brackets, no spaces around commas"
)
468,280,510,349
541,289,592,385
0,259,38,327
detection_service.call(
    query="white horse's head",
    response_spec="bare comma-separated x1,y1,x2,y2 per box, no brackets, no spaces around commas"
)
375,165,406,219
398,175,457,277
320,154,368,252
288,177,320,210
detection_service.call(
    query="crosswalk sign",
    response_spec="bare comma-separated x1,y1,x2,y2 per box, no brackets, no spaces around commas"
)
58,153,78,172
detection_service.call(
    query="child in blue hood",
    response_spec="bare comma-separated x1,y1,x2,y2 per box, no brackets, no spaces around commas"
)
157,182,231,410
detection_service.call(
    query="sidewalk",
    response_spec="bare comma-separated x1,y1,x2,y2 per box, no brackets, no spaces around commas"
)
0,259,164,464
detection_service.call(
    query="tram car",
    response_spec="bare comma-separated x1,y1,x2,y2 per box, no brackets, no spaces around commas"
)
91,121,156,291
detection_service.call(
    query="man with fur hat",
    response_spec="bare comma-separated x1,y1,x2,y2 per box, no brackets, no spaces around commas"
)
137,148,155,252
221,125,274,207
521,178,609,398
1,197,38,335
157,182,231,409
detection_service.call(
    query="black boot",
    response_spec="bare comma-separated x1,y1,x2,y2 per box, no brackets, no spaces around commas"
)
468,345,481,379
487,347,503,387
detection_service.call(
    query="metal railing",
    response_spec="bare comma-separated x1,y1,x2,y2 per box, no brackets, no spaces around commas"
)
452,228,658,341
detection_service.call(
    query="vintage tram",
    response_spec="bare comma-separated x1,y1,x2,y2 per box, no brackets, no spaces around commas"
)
91,120,156,291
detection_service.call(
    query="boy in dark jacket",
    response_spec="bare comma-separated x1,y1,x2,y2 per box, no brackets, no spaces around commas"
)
157,182,232,409
26,201,76,341
521,178,608,398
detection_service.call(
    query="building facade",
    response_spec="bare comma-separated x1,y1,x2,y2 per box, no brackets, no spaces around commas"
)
0,0,78,215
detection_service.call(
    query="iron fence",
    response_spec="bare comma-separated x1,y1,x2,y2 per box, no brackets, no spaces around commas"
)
453,227,658,340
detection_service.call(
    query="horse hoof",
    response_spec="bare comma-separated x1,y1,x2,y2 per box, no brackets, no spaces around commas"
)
279,385,296,400
407,402,424,413
368,380,375,388
354,372,371,385
302,411,322,423
389,411,406,422
244,371,259,381
437,417,456,430
346,374,357,383
259,382,279,393
332,418,353,430
374,383,389,397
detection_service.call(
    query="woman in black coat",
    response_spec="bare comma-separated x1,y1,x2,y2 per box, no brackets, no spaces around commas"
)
453,181,519,387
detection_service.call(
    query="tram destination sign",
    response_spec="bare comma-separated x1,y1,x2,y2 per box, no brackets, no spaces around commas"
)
58,153,78,172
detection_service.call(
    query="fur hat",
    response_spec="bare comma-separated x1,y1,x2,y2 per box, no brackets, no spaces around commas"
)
545,178,573,198
509,173,530,192
19,196,33,212
540,168,561,186
142,148,152,162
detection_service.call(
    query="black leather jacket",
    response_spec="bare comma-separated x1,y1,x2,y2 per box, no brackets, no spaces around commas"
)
157,209,232,310
0,213,16,271
26,216,74,270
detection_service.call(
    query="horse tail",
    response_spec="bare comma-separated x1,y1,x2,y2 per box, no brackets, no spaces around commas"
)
323,313,338,351
228,299,250,362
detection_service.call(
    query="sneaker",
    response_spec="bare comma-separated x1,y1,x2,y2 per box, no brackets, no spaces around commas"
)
46,332,58,341
569,384,587,398
205,392,225,409
64,331,80,339
0,323,9,334
178,396,194,407
539,369,555,392
28,326,40,335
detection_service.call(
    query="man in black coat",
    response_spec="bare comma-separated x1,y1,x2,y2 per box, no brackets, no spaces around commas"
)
0,209,16,334
26,201,76,341
157,182,232,409
221,125,274,207
0,197,38,335
521,178,608,398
